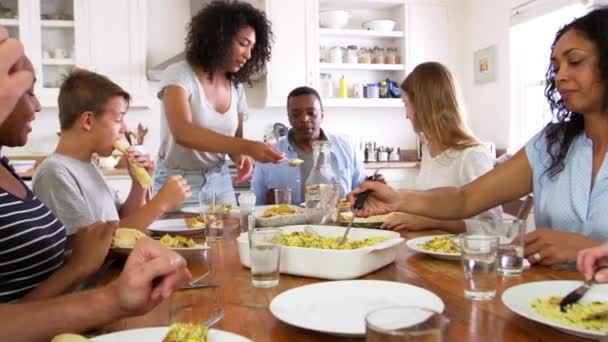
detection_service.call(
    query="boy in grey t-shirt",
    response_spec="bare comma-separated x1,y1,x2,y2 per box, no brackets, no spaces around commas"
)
33,69,191,235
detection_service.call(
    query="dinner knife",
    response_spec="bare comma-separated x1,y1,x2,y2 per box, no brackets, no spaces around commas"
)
559,280,593,312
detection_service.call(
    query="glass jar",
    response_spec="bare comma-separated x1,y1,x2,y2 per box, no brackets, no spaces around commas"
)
305,141,339,224
320,46,327,63
320,73,334,98
346,45,358,64
385,47,399,64
329,46,345,64
358,47,371,64
372,46,385,64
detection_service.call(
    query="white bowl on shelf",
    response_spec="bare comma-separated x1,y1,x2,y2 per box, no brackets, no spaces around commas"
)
362,19,396,32
319,10,350,29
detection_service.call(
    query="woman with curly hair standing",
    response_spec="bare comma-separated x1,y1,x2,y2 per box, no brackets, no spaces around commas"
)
155,0,284,208
349,7,608,267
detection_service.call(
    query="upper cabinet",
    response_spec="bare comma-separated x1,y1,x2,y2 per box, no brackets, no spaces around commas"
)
260,0,449,108
0,0,147,108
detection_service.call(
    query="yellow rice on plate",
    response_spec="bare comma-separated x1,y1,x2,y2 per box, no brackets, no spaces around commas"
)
419,236,459,254
530,296,608,331
281,232,388,250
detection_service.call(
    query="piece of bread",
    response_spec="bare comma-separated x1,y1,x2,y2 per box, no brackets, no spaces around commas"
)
113,141,153,189
112,228,146,248
51,333,90,342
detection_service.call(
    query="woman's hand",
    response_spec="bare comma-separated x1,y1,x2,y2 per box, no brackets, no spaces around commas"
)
577,244,608,282
380,212,436,231
245,141,284,163
67,222,117,277
231,155,253,184
524,227,602,266
127,148,154,176
347,181,400,217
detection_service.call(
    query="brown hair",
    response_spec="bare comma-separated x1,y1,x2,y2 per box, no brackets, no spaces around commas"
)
401,62,479,150
58,69,131,130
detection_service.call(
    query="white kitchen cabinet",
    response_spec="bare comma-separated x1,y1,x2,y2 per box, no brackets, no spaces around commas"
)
404,0,450,72
0,0,147,108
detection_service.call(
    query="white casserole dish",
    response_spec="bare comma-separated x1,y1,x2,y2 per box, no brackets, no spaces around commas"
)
255,205,308,227
237,225,404,280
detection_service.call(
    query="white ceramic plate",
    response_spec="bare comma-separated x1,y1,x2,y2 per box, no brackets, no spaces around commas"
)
147,218,205,236
181,205,239,214
502,280,608,339
91,326,251,341
406,234,460,261
255,205,307,227
112,242,209,257
269,280,444,336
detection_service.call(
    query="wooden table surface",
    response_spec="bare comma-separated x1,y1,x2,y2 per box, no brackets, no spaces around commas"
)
98,216,586,342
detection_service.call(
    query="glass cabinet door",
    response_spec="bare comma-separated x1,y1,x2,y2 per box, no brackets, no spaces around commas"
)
0,0,22,39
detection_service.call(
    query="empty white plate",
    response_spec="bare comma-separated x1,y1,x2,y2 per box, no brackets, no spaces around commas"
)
269,280,444,336
91,326,251,341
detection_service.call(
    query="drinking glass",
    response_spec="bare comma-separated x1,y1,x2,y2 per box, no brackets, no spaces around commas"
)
169,288,224,328
273,187,292,205
365,306,449,342
249,228,282,288
199,188,223,241
493,218,526,276
459,233,499,301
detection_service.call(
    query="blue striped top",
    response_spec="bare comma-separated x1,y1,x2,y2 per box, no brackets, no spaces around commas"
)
0,157,66,302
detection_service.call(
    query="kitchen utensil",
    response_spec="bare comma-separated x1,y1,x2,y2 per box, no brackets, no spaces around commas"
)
319,10,350,29
180,281,219,290
340,171,378,244
559,279,594,312
362,19,396,32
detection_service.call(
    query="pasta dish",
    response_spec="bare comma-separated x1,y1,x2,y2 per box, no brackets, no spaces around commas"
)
530,296,608,331
260,204,300,218
281,231,388,250
418,236,460,254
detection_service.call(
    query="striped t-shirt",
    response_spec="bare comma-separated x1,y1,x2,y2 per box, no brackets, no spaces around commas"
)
0,157,66,302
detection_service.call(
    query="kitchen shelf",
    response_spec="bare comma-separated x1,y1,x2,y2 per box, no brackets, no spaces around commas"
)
0,18,19,26
41,20,74,28
323,98,402,107
320,0,404,10
319,28,404,38
42,58,75,65
320,63,404,71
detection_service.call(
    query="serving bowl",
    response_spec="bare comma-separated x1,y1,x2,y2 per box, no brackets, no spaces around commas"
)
362,19,396,32
319,10,350,29
237,225,404,279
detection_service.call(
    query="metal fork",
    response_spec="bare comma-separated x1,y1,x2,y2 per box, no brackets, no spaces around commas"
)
202,310,224,328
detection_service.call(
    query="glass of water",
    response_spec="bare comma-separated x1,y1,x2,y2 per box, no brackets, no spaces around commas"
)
493,219,526,276
249,228,282,288
459,233,499,301
365,306,449,342
199,188,223,241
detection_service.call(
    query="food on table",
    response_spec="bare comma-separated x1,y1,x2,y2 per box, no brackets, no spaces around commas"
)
160,234,196,248
339,212,393,222
112,141,152,189
112,228,146,248
163,323,208,342
288,158,304,167
281,231,388,250
215,204,232,213
51,333,90,342
260,204,300,218
339,198,350,207
418,236,460,254
530,296,608,331
185,215,205,229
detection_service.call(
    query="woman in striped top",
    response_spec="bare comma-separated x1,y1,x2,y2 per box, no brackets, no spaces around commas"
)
0,58,115,302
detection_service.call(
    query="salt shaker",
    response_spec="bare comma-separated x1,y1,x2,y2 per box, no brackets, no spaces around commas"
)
238,191,256,234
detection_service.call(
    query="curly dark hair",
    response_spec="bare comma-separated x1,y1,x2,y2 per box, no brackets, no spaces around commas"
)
185,0,272,84
542,6,608,178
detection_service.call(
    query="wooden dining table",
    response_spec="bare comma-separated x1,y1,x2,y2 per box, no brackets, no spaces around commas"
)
97,215,587,341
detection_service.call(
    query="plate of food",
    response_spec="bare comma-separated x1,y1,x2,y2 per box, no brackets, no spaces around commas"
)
146,218,206,236
111,228,208,257
269,280,444,336
89,326,251,341
181,204,238,214
406,234,460,260
338,212,393,229
255,204,307,227
502,280,608,339
237,225,404,279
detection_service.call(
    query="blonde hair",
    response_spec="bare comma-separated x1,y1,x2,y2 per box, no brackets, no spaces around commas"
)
401,62,479,150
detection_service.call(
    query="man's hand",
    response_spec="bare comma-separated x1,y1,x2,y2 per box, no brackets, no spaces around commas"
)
578,244,608,282
0,26,34,122
380,212,436,231
108,238,191,317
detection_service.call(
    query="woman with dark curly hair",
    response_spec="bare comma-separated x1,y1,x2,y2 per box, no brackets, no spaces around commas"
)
154,0,283,208
348,7,608,267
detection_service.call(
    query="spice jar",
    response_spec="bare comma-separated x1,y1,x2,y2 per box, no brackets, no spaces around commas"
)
320,73,334,98
358,47,371,64
385,47,399,64
346,45,358,64
372,46,385,64
329,46,345,64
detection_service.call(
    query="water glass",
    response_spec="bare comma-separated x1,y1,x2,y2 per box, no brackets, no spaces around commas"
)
199,189,223,241
273,187,292,205
493,219,526,276
249,228,282,288
169,288,224,327
365,306,449,342
459,233,499,301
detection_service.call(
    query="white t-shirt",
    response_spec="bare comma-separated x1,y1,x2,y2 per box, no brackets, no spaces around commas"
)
157,61,248,170
415,143,503,221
